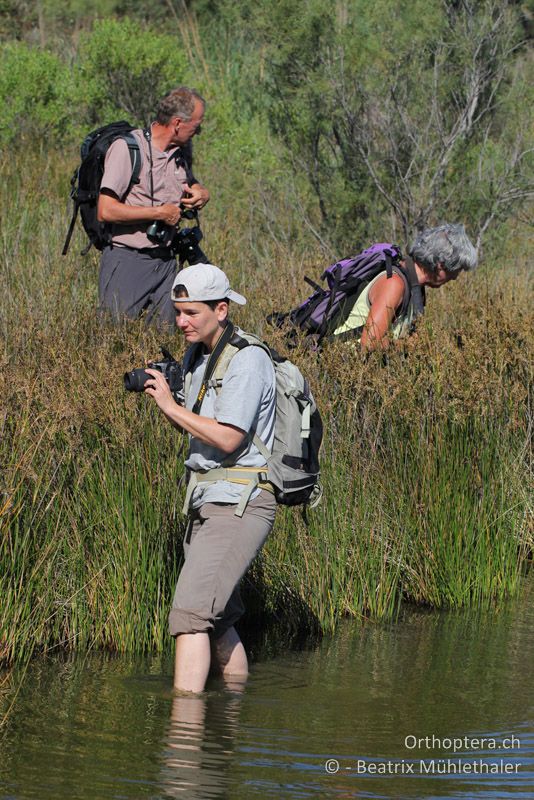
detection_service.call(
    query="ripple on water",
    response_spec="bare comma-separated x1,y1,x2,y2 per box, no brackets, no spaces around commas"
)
0,580,533,799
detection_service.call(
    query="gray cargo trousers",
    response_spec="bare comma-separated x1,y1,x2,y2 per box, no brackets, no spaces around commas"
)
169,491,276,639
99,245,177,327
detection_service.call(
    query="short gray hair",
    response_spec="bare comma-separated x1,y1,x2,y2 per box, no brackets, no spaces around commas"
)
410,224,478,274
156,86,205,125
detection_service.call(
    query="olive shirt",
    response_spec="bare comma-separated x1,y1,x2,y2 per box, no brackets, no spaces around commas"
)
332,270,417,340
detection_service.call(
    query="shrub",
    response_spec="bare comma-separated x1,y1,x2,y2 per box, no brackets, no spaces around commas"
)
0,42,74,146
74,18,191,127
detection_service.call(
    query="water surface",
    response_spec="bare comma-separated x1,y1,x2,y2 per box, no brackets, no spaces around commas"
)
1,578,533,799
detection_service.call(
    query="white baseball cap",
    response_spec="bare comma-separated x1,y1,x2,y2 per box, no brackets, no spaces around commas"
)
171,263,246,305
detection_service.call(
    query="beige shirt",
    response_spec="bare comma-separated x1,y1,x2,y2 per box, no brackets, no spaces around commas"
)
100,128,188,249
333,271,416,340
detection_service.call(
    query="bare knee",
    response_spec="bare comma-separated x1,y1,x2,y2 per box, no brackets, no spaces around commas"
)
211,627,248,677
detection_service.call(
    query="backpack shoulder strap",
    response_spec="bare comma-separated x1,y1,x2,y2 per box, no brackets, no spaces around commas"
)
182,342,203,404
400,255,425,318
211,331,271,388
173,140,196,185
187,322,241,414
184,326,273,454
121,131,142,188
391,265,411,318
209,332,273,461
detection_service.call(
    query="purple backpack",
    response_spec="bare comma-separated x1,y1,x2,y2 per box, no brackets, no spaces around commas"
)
268,243,424,345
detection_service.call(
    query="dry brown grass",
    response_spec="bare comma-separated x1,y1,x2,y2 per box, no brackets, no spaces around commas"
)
1,151,532,667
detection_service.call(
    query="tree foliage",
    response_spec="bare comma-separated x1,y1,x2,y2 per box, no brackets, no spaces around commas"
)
74,19,192,127
0,41,73,143
240,0,533,249
0,19,192,143
0,1,531,252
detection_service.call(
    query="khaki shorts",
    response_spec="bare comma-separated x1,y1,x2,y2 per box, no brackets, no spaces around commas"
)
168,490,276,638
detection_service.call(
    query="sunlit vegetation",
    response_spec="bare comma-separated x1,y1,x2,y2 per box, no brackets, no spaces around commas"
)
1,2,532,667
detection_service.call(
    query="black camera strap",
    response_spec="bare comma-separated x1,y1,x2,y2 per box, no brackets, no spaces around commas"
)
143,128,155,206
403,255,425,318
191,321,236,414
143,127,191,200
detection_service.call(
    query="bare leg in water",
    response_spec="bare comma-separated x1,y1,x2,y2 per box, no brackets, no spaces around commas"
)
173,627,247,693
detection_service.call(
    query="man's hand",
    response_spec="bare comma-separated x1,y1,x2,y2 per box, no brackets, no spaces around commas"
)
97,191,182,226
154,204,182,226
180,183,210,210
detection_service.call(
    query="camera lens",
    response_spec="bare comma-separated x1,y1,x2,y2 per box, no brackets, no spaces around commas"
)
124,368,151,392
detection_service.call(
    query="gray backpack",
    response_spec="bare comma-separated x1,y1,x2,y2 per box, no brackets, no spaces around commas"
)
183,326,323,516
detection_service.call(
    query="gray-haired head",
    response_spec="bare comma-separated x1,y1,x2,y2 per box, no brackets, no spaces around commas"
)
410,224,478,274
156,86,206,125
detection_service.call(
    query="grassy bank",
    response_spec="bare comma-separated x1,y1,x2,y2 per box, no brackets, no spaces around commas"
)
0,152,532,668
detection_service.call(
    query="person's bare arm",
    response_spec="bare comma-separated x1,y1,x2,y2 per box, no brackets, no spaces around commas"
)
97,190,182,225
360,273,405,351
144,368,246,453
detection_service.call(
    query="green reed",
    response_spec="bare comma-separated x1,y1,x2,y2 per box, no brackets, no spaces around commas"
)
1,152,532,668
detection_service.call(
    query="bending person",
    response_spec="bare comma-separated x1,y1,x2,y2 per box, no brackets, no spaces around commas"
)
336,223,478,349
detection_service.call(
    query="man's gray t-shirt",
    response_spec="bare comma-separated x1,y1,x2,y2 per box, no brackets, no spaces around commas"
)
185,337,276,508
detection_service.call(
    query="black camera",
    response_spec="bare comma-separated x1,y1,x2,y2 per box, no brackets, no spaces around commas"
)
174,206,209,265
124,347,183,400
146,207,209,265
173,224,208,265
180,206,198,221
146,220,170,245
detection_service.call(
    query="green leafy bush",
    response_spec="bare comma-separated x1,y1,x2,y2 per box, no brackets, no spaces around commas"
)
236,0,533,250
0,42,74,146
74,18,191,127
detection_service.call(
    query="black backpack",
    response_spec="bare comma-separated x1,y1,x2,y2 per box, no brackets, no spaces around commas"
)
62,121,142,256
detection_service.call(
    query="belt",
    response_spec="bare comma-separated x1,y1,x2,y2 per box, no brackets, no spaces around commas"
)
183,467,274,518
135,246,174,258
114,244,174,258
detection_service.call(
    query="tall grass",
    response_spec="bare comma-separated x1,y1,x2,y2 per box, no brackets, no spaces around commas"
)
0,151,532,668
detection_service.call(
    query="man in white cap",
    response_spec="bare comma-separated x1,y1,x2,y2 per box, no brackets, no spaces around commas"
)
144,263,276,693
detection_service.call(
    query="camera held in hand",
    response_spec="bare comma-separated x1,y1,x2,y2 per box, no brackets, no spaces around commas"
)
146,206,209,265
146,220,170,245
124,347,183,401
173,223,208,266
174,206,209,265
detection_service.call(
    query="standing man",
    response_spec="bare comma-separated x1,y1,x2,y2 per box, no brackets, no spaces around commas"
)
144,264,277,693
97,86,209,327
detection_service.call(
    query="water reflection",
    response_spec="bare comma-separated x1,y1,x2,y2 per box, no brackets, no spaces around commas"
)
236,583,534,798
159,679,245,799
0,656,249,800
0,578,532,799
